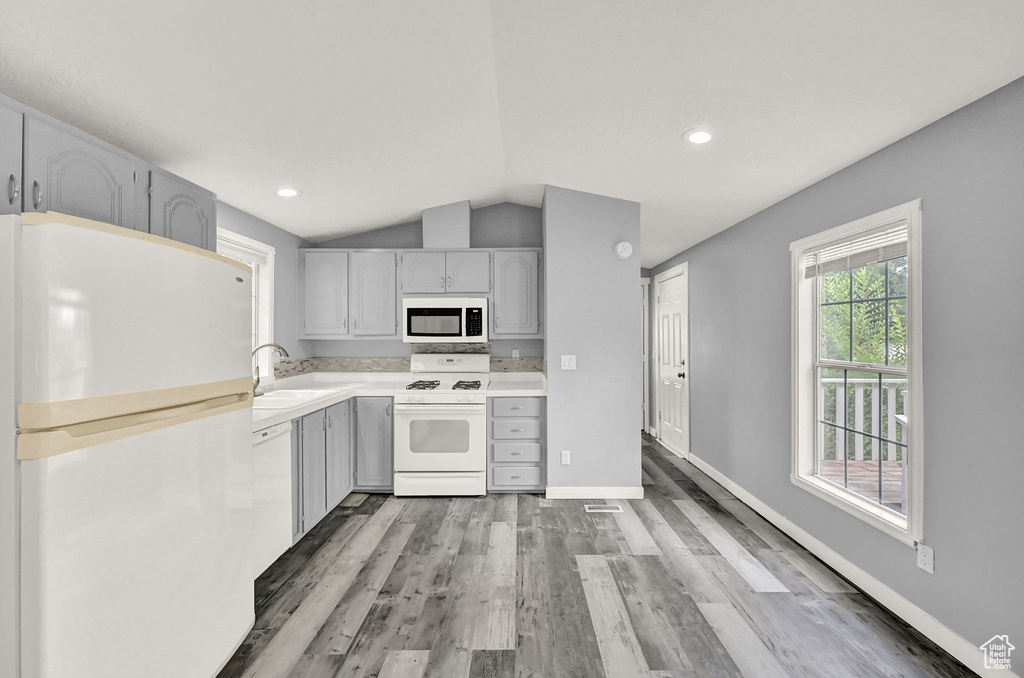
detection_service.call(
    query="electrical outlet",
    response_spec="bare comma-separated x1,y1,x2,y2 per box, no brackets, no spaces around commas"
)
512,348,520,359
560,355,576,370
917,544,934,574
561,450,571,465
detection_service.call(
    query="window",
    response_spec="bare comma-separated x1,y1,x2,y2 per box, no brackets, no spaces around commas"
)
217,230,276,383
790,200,923,545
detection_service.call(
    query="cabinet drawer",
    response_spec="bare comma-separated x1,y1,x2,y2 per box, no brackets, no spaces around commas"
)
492,442,542,463
492,466,542,488
492,419,541,440
492,398,543,418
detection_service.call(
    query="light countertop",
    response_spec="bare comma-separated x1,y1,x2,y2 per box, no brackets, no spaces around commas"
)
252,371,546,432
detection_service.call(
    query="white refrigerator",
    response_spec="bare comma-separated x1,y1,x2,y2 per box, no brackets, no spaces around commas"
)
2,212,256,678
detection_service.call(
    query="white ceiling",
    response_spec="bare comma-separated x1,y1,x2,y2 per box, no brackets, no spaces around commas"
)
2,1,1023,267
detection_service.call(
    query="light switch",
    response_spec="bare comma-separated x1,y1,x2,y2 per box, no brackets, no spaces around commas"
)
512,348,520,359
560,355,576,370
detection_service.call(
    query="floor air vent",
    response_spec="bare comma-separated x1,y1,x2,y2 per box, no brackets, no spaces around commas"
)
584,504,623,513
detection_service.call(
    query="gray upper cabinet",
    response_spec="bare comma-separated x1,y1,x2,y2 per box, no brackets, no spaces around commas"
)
446,251,490,293
0,104,22,216
302,251,349,338
493,250,539,336
23,117,135,228
401,252,446,293
148,170,215,250
326,400,354,509
354,397,393,491
350,252,397,336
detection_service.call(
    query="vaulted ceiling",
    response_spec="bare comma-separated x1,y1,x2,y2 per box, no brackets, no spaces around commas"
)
2,0,1023,266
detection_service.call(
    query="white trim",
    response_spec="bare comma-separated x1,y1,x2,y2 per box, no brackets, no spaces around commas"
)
790,200,923,545
641,277,650,433
545,486,644,500
217,229,277,382
652,261,690,458
685,450,1017,678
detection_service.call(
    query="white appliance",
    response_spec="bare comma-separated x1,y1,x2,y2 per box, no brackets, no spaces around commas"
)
402,297,487,343
6,213,255,678
393,353,489,495
253,421,293,577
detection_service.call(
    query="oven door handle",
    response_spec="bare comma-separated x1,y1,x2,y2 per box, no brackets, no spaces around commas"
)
394,404,485,414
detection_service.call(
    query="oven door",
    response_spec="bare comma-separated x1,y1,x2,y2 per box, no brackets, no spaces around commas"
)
393,404,486,472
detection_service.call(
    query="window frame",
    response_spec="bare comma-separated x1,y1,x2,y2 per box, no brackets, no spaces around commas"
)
217,229,277,383
790,199,923,546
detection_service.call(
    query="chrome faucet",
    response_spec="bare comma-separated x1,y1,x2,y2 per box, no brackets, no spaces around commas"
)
252,343,290,394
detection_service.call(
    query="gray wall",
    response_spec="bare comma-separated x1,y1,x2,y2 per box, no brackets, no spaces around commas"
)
544,186,642,489
217,202,315,360
471,203,543,248
311,202,544,358
648,76,1024,649
317,219,423,249
315,202,543,250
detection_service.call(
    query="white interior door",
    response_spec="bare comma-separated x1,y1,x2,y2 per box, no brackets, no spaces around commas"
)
657,267,689,456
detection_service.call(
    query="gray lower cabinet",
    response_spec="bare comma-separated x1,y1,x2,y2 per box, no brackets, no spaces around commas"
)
292,401,357,543
354,397,394,492
488,396,546,492
22,116,135,228
299,410,329,535
492,250,540,336
351,252,398,336
0,104,22,216
148,170,216,250
326,400,354,507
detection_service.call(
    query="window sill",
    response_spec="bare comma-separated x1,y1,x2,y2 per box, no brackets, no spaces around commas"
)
791,473,916,547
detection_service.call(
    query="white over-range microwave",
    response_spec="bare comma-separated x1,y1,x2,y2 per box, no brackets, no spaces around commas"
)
402,297,488,343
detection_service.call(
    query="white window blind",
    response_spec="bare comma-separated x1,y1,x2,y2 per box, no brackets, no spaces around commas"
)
802,218,908,278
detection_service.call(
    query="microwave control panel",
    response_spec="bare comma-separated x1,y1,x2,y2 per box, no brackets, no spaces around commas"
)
466,308,483,336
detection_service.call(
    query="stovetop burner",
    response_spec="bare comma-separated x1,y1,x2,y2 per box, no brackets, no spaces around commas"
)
453,380,481,390
406,380,441,390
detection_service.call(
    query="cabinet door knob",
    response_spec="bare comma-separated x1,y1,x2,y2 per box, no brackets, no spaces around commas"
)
32,181,43,210
447,276,452,288
678,372,685,379
511,451,523,455
8,175,18,206
440,276,445,288
511,475,523,480
511,428,523,432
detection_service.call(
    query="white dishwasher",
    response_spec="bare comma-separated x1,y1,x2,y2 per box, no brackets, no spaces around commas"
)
252,421,293,577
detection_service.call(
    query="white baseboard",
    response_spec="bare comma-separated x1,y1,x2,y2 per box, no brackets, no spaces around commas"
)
645,426,656,436
545,486,644,500
685,451,1014,678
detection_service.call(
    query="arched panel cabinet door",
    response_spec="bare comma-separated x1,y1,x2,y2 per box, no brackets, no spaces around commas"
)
0,104,22,216
149,171,216,250
23,117,135,227
493,250,539,336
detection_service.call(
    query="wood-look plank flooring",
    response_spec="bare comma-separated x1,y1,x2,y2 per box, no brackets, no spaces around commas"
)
219,435,972,678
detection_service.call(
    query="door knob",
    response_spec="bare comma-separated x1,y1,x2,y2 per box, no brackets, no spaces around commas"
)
678,372,685,378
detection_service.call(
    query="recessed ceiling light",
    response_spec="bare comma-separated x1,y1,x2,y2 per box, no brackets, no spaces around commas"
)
277,187,301,198
683,129,713,144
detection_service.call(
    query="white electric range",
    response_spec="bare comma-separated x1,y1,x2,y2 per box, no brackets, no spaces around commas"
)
392,353,489,496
